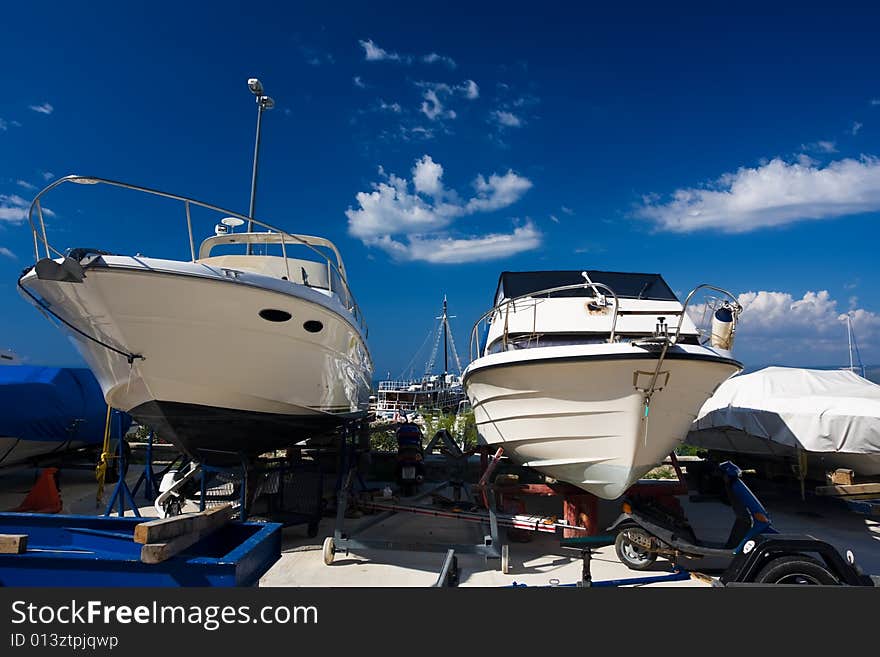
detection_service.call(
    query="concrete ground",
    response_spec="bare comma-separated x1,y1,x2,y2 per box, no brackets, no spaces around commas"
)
1,464,878,587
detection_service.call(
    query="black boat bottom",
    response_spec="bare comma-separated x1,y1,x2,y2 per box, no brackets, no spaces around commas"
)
129,400,364,460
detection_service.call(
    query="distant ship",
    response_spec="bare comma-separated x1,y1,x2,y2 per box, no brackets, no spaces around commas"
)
372,297,466,421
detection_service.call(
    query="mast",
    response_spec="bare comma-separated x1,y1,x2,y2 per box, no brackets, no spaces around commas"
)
443,295,449,384
847,315,854,373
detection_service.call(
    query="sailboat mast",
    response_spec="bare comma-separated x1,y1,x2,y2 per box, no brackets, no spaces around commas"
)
847,314,854,373
442,296,449,384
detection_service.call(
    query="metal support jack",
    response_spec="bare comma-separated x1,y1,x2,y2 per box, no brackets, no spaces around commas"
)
103,431,140,518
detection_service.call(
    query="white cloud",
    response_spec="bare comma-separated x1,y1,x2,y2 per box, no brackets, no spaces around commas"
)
801,140,837,153
16,180,36,191
391,223,541,264
345,155,537,263
491,110,522,128
0,247,16,259
423,52,456,68
467,171,533,213
353,76,366,88
689,290,880,363
459,79,479,99
420,89,456,121
638,156,880,233
851,121,863,136
871,99,880,106
377,100,402,113
0,118,6,131
29,102,53,115
549,214,560,223
561,205,574,215
0,194,30,222
359,39,406,63
41,171,54,181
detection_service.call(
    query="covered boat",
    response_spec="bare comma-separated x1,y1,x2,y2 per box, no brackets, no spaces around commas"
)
687,367,880,476
0,365,130,467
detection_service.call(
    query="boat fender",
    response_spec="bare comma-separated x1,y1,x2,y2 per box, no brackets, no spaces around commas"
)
710,304,735,350
34,257,85,283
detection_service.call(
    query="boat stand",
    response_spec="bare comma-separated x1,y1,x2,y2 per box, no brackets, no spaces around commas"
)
103,434,140,518
323,427,507,570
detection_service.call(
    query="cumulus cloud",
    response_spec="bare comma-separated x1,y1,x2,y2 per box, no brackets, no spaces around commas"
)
420,89,456,121
29,102,53,115
688,289,880,363
359,39,406,63
637,156,880,233
390,223,541,264
353,76,366,88
851,121,863,136
801,140,837,153
417,80,478,121
359,39,455,68
0,118,7,131
377,100,402,113
16,180,36,191
0,247,16,259
345,155,538,263
491,110,522,128
422,52,456,68
0,194,30,223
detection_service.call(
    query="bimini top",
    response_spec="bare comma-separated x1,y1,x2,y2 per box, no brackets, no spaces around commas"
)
495,270,678,304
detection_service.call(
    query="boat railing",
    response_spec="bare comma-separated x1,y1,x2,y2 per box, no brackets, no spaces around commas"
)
468,282,743,360
468,281,620,360
25,175,367,334
673,284,742,346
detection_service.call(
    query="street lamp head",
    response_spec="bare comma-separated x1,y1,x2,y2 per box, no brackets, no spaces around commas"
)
260,96,275,110
247,78,264,96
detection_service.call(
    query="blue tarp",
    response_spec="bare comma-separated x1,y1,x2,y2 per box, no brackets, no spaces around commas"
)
0,366,131,444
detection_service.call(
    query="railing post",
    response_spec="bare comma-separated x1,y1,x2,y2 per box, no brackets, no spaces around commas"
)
184,201,196,262
35,200,50,259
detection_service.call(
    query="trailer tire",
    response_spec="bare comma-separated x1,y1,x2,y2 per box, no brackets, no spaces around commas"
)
754,555,840,585
615,529,657,571
322,536,335,565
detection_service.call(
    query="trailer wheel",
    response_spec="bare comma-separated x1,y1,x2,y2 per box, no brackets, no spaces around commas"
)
754,555,840,585
322,536,336,565
615,530,657,571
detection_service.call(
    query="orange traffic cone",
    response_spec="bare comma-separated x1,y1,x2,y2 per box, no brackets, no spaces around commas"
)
13,467,63,514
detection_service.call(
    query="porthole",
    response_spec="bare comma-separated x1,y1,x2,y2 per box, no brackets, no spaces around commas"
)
259,309,292,322
303,320,324,333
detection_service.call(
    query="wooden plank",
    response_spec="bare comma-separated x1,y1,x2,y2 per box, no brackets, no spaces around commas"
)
0,534,28,554
815,482,880,497
139,505,235,564
133,504,233,544
829,469,855,486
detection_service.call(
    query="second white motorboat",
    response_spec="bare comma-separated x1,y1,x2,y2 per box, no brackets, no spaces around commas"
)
464,270,743,499
18,175,373,458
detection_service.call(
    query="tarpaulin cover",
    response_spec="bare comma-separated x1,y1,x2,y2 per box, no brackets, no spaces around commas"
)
690,367,880,455
0,366,130,443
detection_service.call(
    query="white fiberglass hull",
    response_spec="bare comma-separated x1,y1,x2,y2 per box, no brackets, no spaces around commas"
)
19,255,373,456
464,343,741,499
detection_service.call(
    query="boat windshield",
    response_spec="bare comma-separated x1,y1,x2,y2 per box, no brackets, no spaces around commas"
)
495,270,678,302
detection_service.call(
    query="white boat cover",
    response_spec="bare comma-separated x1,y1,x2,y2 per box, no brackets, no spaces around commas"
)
691,367,880,455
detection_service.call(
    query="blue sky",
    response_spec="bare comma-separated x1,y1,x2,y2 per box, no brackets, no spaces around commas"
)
2,2,879,377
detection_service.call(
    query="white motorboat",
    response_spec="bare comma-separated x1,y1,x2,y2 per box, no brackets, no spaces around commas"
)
18,176,373,458
463,270,743,499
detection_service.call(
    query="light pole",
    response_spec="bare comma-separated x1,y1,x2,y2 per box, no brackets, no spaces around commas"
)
246,77,274,254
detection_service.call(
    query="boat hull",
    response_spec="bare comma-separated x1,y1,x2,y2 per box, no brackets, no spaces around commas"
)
19,256,373,457
464,344,741,499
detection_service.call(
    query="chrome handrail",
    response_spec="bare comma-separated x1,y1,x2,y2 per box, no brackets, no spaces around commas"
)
25,174,367,334
468,282,620,360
